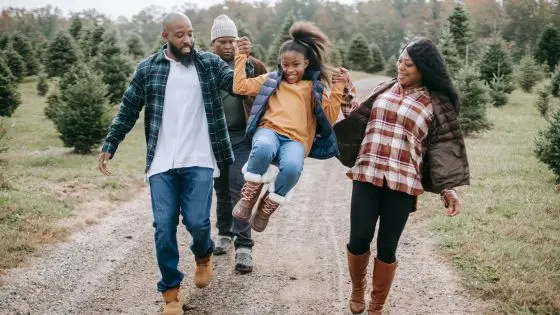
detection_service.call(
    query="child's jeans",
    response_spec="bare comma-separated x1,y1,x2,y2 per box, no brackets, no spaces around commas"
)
246,128,305,196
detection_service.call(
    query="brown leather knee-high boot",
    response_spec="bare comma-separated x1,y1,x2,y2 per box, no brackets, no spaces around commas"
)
347,249,371,314
368,258,397,315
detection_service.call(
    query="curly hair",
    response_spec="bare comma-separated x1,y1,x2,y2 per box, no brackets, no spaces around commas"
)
405,38,460,112
278,21,331,85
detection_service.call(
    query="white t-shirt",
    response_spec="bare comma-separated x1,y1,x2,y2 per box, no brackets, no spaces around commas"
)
146,52,219,178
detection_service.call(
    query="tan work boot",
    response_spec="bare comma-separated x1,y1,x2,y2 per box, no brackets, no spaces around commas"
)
250,191,284,232
161,287,183,315
194,254,213,288
232,177,264,222
368,258,397,315
347,249,371,314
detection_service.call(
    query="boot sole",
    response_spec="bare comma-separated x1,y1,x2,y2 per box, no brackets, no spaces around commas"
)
235,264,253,274
232,211,251,222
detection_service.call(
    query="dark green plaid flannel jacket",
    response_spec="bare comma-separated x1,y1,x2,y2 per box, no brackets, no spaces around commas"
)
102,46,254,172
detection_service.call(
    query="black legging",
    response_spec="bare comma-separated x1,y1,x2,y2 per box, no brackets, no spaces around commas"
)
347,180,415,264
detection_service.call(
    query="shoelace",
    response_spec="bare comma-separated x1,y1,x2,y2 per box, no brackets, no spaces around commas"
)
241,182,260,200
261,198,278,215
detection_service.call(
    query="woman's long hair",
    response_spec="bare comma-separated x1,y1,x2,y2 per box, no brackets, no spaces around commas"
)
405,38,460,112
279,21,331,86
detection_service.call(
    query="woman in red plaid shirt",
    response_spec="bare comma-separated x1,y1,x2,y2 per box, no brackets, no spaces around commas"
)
333,38,470,315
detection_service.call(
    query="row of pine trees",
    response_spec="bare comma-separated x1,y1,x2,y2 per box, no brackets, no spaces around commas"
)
1,5,560,182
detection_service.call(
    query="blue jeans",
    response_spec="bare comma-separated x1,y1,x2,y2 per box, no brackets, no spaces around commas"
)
247,128,305,196
149,167,215,292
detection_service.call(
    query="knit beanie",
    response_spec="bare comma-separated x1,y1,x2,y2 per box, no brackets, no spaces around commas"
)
211,14,238,42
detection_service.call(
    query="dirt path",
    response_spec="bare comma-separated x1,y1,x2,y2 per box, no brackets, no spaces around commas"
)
0,78,483,315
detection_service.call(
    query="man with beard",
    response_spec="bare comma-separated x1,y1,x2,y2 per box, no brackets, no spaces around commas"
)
209,14,267,274
97,13,253,315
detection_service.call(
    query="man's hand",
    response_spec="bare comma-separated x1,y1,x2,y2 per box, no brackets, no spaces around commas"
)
332,67,350,84
441,189,461,217
98,152,112,176
236,36,252,56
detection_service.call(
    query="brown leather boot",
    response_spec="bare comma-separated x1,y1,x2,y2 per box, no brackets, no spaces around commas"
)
162,287,183,315
194,255,213,288
232,179,264,222
347,249,371,314
250,191,284,232
368,258,397,315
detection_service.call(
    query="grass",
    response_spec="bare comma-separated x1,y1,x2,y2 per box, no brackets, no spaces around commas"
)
416,89,560,314
0,78,146,270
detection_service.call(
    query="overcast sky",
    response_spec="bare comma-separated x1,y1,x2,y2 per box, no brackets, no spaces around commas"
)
1,0,358,19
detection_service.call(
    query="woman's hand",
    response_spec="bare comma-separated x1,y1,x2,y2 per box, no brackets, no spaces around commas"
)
441,189,461,216
332,67,350,85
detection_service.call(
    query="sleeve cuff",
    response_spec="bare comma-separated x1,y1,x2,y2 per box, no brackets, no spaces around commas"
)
102,142,117,158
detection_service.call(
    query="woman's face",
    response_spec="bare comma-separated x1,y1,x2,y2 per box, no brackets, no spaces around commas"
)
397,49,422,88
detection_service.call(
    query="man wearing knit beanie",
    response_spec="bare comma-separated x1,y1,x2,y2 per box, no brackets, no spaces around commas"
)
210,14,267,274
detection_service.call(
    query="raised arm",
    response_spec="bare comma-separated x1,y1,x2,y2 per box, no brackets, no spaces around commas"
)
233,53,267,96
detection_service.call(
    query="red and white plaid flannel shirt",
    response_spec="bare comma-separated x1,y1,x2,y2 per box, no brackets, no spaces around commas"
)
342,82,434,196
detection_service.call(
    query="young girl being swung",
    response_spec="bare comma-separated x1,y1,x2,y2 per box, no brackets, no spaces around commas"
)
231,22,346,232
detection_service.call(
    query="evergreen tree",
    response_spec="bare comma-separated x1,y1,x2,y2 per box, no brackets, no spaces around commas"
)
126,34,145,60
328,46,343,67
252,43,267,62
68,16,83,41
455,66,492,135
36,75,49,97
11,34,40,76
535,108,560,182
336,40,348,68
44,92,60,121
489,74,509,107
438,25,462,77
369,43,385,73
535,86,551,119
88,26,106,57
53,64,112,154
385,55,398,77
348,35,374,72
479,36,514,92
447,6,470,60
93,30,134,104
79,28,92,56
267,12,296,65
517,55,543,93
551,65,560,98
535,26,560,73
197,39,209,52
2,44,25,82
45,32,79,78
45,61,92,122
0,35,9,51
58,62,93,97
236,21,254,41
0,57,21,117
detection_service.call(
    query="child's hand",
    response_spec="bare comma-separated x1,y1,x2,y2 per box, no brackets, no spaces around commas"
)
236,37,252,56
332,67,350,84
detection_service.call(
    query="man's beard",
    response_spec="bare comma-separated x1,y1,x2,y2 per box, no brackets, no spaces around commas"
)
168,41,195,66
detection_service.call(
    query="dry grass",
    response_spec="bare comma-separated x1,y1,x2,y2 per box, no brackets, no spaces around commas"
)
416,90,560,314
0,78,146,270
